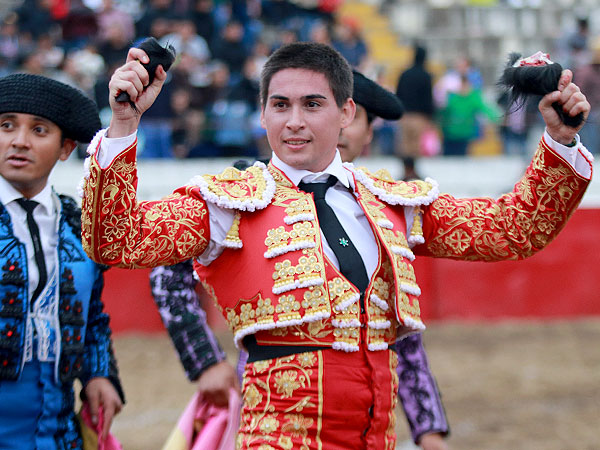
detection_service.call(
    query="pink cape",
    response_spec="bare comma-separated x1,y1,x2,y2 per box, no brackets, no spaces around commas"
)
163,388,241,450
78,402,123,450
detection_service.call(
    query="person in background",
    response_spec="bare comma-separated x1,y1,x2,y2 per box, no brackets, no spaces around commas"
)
396,43,435,179
0,73,124,450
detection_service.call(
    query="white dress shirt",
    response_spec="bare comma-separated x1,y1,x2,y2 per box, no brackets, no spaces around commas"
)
0,177,60,302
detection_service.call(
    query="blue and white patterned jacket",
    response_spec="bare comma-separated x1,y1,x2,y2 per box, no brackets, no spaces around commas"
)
0,195,124,450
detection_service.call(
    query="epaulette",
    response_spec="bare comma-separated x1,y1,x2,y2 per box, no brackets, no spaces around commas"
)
190,161,276,211
347,163,439,206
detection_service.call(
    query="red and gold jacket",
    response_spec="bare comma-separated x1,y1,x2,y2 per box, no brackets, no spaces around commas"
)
81,134,591,352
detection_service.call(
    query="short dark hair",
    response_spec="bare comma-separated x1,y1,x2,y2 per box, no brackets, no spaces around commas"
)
260,42,353,109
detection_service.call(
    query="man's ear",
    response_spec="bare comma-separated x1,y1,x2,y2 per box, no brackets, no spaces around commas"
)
340,98,356,129
59,138,77,161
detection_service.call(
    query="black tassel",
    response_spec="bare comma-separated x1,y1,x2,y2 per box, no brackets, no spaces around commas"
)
115,37,177,110
498,52,584,128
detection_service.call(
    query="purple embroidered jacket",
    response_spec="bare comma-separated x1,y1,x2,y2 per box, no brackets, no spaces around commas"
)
149,260,449,443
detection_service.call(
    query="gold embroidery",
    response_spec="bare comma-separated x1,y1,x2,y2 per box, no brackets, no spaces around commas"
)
239,353,319,450
202,164,269,202
224,211,242,247
276,295,302,323
357,166,436,199
424,141,587,261
274,370,304,397
82,153,210,268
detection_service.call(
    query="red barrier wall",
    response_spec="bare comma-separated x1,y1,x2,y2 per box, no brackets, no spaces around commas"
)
102,208,600,334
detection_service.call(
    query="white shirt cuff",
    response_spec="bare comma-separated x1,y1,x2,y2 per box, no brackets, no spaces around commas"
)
543,129,593,180
97,130,137,169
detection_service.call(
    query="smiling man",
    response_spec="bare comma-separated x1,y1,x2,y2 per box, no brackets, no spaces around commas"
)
82,42,592,449
0,73,124,450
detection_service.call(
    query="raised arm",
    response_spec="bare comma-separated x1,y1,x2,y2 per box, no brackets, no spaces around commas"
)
416,70,592,261
80,48,212,268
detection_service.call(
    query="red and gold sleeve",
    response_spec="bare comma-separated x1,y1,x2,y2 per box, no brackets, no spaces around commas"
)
81,142,210,268
416,138,592,261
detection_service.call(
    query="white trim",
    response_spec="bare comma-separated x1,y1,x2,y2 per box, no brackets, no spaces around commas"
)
272,276,324,295
400,283,422,297
77,128,107,198
190,161,276,211
223,240,243,249
284,213,315,225
333,292,360,312
391,245,415,261
402,316,426,331
376,218,394,229
368,342,389,351
408,235,425,247
368,320,392,329
369,294,389,311
264,240,316,258
332,342,360,352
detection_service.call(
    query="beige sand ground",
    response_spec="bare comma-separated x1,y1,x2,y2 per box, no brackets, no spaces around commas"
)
106,319,600,450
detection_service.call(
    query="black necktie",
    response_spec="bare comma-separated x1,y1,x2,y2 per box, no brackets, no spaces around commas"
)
16,198,47,303
298,176,370,302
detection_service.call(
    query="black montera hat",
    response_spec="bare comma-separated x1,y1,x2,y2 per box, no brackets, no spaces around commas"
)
352,70,404,120
0,73,101,142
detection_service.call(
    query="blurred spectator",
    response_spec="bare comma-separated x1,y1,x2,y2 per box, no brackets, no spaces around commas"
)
60,0,98,51
574,36,600,154
16,0,59,40
96,0,135,44
396,44,435,176
0,13,23,67
160,18,211,65
562,17,590,71
138,74,177,158
199,60,257,157
191,0,218,44
171,87,207,158
36,33,65,71
332,16,367,69
135,0,177,39
211,20,247,80
309,20,332,46
433,55,483,109
97,21,131,67
496,91,539,158
438,74,500,156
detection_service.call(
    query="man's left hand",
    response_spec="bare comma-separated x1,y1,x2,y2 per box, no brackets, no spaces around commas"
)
539,69,590,145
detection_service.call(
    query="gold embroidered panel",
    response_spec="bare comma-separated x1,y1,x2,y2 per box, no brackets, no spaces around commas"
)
82,151,210,268
418,141,590,261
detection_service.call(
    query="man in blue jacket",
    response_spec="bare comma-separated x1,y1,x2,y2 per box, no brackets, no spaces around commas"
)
0,73,124,450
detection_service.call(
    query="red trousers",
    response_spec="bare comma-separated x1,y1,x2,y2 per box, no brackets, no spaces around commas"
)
237,347,399,449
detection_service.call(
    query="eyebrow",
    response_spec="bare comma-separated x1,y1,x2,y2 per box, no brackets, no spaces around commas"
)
268,94,328,101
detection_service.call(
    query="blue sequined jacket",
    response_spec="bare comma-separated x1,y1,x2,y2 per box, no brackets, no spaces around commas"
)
0,195,124,450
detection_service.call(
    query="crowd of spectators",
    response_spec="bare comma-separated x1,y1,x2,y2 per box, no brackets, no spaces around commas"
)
1,0,373,159
1,1,598,160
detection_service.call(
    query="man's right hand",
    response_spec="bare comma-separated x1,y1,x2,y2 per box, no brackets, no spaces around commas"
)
107,47,168,138
197,360,240,407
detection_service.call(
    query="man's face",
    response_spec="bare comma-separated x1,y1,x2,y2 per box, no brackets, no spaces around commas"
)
261,68,355,172
336,105,373,163
0,112,75,198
